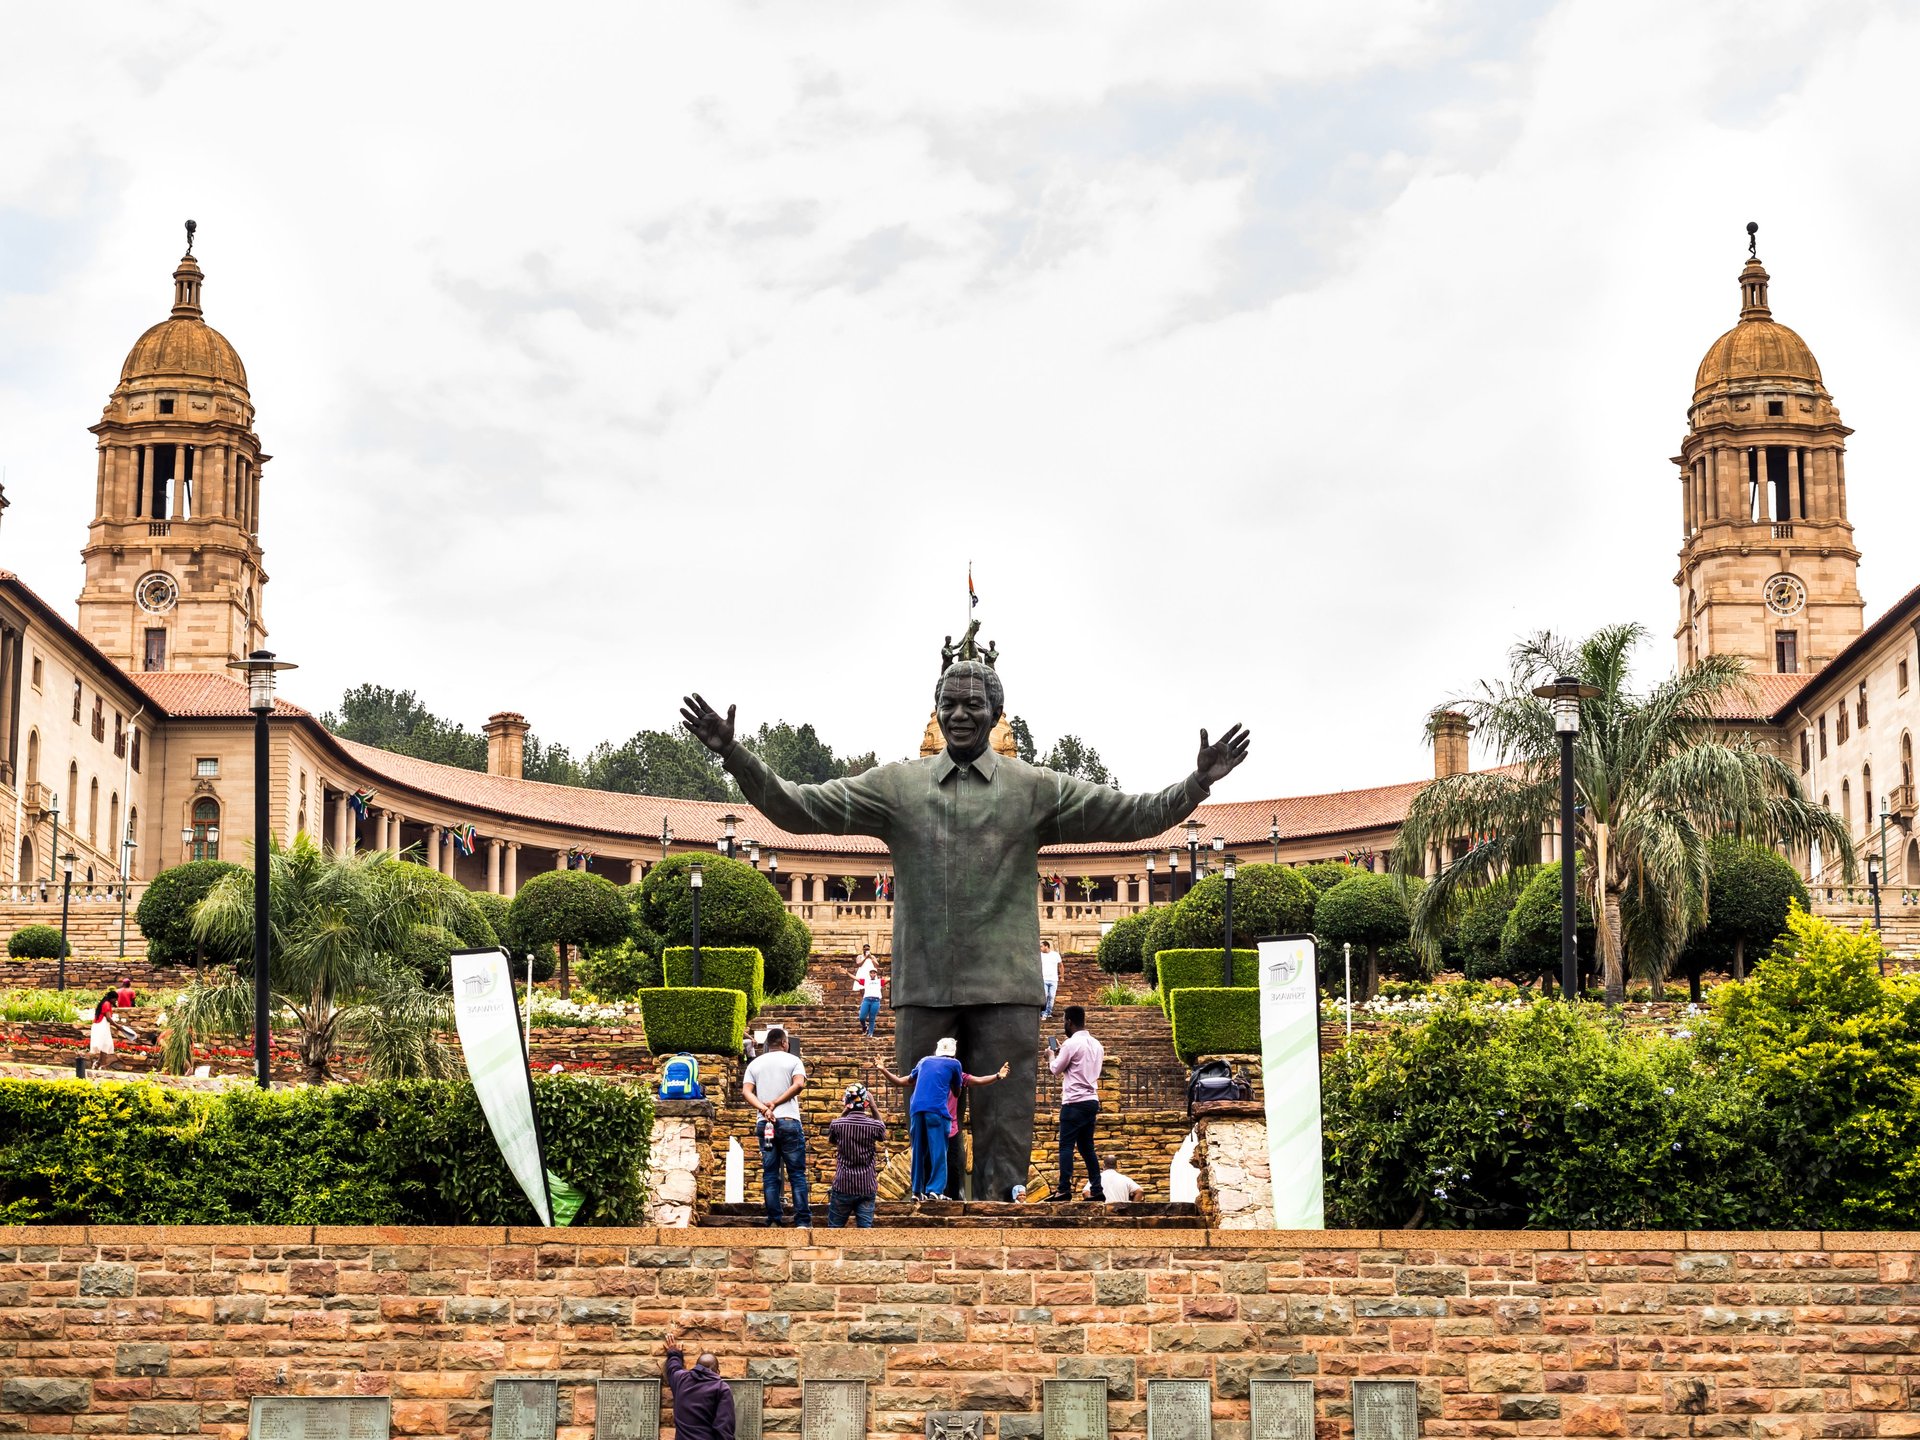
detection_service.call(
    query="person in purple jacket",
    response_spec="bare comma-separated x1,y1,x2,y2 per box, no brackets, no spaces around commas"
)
665,1328,735,1440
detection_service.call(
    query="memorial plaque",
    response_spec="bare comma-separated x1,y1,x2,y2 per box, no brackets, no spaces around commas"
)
927,1413,986,1440
730,1379,766,1440
801,1380,868,1440
1044,1379,1111,1440
249,1397,391,1440
1250,1381,1316,1440
1146,1380,1212,1440
597,1380,663,1440
492,1379,559,1440
1351,1382,1418,1440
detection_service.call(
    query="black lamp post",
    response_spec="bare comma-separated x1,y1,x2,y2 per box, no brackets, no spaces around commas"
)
767,852,778,895
1221,854,1237,986
1183,819,1202,898
56,849,76,991
1269,815,1280,865
719,813,739,861
689,860,704,984
1145,854,1156,906
658,815,674,861
117,828,138,963
229,648,296,1090
1532,675,1599,1001
1168,845,1180,901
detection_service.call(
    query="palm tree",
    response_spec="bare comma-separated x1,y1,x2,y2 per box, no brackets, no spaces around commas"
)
1392,623,1853,1004
159,834,463,1083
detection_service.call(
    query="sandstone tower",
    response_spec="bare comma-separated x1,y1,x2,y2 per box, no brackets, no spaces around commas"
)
77,223,269,673
1674,225,1862,675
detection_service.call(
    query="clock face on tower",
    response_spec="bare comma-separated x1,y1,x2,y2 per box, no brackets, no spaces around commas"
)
135,571,179,615
1765,573,1807,618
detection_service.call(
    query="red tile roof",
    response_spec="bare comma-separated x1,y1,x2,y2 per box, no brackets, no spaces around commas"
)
1706,671,1812,722
127,670,309,718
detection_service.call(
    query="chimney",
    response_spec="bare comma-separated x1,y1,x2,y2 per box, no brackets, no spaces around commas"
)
1432,711,1470,779
484,711,529,779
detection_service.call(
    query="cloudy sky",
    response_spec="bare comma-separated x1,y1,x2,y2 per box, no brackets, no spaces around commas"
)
4,1,1919,802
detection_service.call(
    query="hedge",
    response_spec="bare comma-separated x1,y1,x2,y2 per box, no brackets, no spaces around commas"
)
641,854,786,954
1097,910,1157,974
1155,948,1257,1014
639,987,747,1056
662,945,765,1018
1169,986,1261,1063
473,891,556,983
0,1076,651,1225
7,925,69,960
1166,865,1316,950
134,860,247,965
764,911,813,995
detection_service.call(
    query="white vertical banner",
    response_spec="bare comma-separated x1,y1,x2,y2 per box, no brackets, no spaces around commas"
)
451,947,552,1226
1256,935,1324,1228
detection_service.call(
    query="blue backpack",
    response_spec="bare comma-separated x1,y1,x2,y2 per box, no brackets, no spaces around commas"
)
658,1053,704,1100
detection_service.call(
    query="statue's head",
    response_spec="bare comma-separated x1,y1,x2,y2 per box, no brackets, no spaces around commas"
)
934,661,1003,763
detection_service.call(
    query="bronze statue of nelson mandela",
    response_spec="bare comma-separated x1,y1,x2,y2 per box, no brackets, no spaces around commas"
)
680,664,1249,1199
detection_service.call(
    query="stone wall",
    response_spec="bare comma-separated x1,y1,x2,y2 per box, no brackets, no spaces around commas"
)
1194,1110,1274,1229
3,1226,1919,1439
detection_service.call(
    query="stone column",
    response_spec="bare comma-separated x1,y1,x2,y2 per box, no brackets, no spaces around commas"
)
425,826,442,874
334,793,351,855
790,874,804,903
505,843,520,897
1788,448,1802,520
810,874,826,903
554,848,568,872
1754,448,1770,522
488,839,503,894
171,447,186,519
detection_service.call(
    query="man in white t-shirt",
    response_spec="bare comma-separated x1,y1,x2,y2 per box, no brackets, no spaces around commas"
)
853,946,885,1037
1083,1154,1144,1203
742,1028,811,1227
1039,941,1062,1018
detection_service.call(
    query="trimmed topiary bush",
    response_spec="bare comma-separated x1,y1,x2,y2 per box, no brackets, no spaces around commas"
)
1298,861,1363,893
7,925,69,960
1452,877,1531,982
1142,907,1178,988
135,860,247,966
474,891,557,982
509,869,630,997
763,912,812,996
1097,910,1158,974
1314,872,1416,1002
1166,864,1316,951
1169,986,1260,1063
639,987,747,1056
1679,838,1811,994
662,946,765,1018
1500,861,1595,987
577,941,662,1001
1155,948,1257,1015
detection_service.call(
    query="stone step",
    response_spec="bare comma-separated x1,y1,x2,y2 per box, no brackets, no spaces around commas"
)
700,1200,1204,1228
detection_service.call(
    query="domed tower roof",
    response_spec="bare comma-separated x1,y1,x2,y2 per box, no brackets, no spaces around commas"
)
1692,234,1823,400
117,239,248,390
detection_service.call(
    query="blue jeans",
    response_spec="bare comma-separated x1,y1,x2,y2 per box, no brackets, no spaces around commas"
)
858,996,880,1035
1059,1100,1102,1199
758,1117,811,1225
1042,980,1058,1017
909,1110,949,1198
827,1190,875,1228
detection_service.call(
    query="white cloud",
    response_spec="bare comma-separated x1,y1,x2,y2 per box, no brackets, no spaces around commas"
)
1,0,1916,807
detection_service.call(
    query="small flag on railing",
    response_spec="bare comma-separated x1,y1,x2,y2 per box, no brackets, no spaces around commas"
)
452,824,478,858
348,788,378,820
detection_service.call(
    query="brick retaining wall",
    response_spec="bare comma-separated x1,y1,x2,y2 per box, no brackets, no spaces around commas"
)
2,1227,1917,1439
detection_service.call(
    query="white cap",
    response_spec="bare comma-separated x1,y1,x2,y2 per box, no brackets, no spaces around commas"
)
935,1037,959,1057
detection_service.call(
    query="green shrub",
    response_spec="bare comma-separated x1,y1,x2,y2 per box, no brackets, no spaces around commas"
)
662,946,765,1018
1314,873,1416,1001
1097,982,1154,1006
1499,861,1594,985
509,869,630,994
395,924,464,987
764,912,812,995
0,1075,650,1225
1142,908,1178,987
1155,948,1257,1014
474,891,556,983
391,862,499,951
7,925,69,960
1097,910,1157,974
639,987,747,1056
1322,997,1775,1229
1298,862,1363,892
1453,878,1531,982
1169,987,1260,1063
134,861,248,965
1680,838,1810,991
641,854,786,952
0,989,85,1022
577,940,662,1001
1166,864,1316,950
1706,906,1920,1226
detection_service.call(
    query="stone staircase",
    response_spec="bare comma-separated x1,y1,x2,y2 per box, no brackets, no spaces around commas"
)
0,898,148,963
1810,898,1920,968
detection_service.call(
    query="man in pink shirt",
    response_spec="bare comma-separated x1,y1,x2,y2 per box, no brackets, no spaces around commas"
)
1046,1005,1105,1201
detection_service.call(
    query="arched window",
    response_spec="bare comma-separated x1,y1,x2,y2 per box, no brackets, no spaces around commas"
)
108,793,120,864
87,777,99,844
25,728,38,787
1842,779,1852,830
191,797,220,861
127,806,139,879
17,836,32,884
1903,732,1913,792
66,762,78,825
1863,764,1873,827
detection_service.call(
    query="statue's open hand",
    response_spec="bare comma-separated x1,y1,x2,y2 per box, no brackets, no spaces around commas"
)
1197,724,1251,786
679,694,735,755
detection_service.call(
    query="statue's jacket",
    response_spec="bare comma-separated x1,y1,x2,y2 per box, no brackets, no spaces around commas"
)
724,742,1210,1008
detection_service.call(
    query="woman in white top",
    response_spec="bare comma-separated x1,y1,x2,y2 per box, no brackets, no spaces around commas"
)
853,947,885,1036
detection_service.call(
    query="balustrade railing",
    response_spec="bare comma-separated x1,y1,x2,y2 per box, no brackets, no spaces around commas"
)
781,898,1151,925
0,879,147,906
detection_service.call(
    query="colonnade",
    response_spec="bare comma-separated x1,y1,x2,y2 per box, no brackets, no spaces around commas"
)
1682,443,1846,534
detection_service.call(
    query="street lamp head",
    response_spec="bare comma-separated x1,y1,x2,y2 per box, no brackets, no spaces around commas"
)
1184,818,1202,844
1168,846,1180,868
1532,675,1601,735
1211,834,1225,852
1270,815,1280,841
180,826,194,846
207,826,221,845
720,813,739,839
767,852,778,874
1146,855,1156,873
1223,855,1236,882
748,841,760,865
226,649,298,713
689,862,704,890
